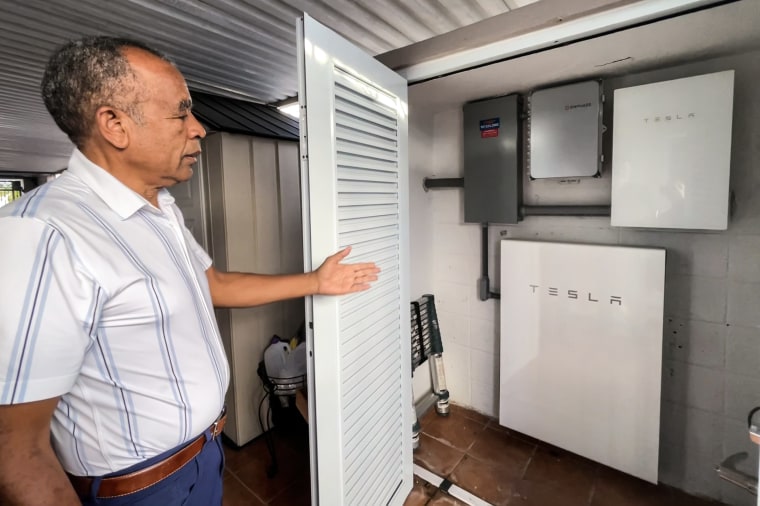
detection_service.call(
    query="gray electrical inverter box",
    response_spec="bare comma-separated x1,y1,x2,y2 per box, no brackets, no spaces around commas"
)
463,94,521,224
528,80,602,178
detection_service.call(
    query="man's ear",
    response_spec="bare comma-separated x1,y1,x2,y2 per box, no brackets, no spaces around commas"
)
94,106,130,149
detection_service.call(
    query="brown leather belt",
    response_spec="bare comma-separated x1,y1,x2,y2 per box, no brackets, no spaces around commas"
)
68,412,226,499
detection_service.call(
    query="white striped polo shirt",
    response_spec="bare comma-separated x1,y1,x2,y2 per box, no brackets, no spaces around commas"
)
0,149,230,475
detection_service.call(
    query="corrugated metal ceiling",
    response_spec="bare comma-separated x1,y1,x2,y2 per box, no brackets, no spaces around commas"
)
0,0,539,174
191,91,299,140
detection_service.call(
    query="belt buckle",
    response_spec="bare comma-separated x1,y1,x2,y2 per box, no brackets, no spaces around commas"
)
211,406,226,439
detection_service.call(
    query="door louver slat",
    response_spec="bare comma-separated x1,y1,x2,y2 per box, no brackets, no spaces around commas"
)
336,114,398,143
340,226,398,245
338,153,398,172
339,215,399,234
338,193,398,206
336,140,397,162
337,167,398,183
336,126,398,151
338,204,399,220
337,180,398,194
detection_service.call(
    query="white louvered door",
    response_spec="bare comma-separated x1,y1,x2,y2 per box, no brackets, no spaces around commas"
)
298,14,411,506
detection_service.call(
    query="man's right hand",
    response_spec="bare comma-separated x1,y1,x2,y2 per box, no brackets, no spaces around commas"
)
0,397,80,505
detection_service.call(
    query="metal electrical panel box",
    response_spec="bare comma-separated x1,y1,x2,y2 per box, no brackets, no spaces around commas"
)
528,81,602,179
463,94,521,224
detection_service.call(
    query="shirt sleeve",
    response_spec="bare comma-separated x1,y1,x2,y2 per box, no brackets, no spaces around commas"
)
187,231,213,270
0,217,96,404
170,203,213,270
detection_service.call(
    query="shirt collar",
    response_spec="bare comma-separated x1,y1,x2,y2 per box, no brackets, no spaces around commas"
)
66,149,173,219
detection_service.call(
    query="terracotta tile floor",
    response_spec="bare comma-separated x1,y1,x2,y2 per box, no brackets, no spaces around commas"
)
221,403,728,505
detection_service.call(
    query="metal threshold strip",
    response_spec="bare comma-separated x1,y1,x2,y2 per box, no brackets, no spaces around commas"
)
413,464,494,506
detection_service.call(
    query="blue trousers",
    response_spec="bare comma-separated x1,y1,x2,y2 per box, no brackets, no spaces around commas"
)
80,430,225,506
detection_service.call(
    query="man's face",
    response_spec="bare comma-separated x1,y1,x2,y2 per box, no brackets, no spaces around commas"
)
123,48,206,188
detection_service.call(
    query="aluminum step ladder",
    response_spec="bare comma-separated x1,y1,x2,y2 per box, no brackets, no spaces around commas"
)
410,294,449,450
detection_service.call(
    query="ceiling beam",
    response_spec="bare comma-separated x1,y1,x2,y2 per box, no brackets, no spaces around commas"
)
378,0,728,83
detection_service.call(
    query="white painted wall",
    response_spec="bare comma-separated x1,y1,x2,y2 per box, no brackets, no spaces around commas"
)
409,104,436,402
408,48,760,505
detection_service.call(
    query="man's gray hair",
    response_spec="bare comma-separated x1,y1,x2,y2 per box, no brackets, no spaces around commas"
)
41,36,172,147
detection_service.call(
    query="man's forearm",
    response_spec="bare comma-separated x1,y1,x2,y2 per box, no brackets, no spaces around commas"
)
207,270,318,308
205,247,380,308
0,444,79,505
0,398,79,505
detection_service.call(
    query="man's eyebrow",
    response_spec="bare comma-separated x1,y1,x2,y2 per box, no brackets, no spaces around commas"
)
177,99,193,113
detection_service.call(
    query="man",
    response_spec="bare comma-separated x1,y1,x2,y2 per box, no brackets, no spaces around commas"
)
0,36,379,505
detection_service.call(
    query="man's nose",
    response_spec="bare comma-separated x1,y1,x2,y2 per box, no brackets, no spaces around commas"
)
188,111,206,139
